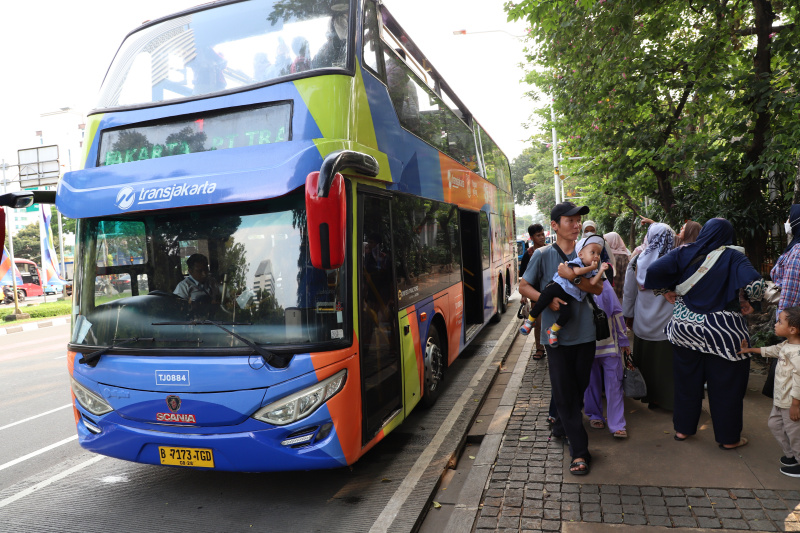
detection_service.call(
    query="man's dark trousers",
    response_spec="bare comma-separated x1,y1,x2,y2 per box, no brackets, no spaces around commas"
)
547,341,596,461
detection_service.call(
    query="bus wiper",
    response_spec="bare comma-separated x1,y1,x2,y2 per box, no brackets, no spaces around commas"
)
79,337,199,366
152,320,291,368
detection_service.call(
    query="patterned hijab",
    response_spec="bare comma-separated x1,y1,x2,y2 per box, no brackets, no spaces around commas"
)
635,223,675,288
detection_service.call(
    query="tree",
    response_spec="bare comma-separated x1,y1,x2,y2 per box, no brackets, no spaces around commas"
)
12,222,41,265
507,0,800,267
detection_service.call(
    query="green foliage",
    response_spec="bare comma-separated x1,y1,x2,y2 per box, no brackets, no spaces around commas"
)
506,0,800,266
12,222,41,265
0,300,71,320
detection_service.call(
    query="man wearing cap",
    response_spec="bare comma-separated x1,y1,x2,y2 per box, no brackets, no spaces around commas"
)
519,201,603,476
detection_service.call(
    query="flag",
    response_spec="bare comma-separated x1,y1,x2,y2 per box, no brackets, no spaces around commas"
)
39,207,65,286
0,247,23,285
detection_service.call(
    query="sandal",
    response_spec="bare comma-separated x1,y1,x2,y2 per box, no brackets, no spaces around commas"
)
569,459,589,476
590,420,605,429
613,429,628,439
533,348,546,360
719,437,748,450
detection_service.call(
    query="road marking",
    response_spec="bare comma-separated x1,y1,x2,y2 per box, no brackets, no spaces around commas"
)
0,436,78,472
0,404,72,432
0,455,104,510
369,317,518,533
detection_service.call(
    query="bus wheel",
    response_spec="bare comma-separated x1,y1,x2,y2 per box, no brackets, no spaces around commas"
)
17,290,25,302
422,327,444,408
501,278,510,313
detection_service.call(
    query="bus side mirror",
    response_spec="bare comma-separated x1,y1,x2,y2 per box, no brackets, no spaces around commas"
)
306,171,346,270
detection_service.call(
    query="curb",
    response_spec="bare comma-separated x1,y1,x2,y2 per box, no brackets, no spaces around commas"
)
0,316,70,336
443,332,535,532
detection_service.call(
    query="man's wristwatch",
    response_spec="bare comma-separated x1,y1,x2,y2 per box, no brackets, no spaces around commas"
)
572,276,582,285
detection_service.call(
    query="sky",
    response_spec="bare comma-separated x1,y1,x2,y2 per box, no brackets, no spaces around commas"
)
0,0,538,206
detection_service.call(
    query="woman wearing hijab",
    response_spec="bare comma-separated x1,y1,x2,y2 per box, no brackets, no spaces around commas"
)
675,220,702,247
622,223,676,410
644,219,765,449
604,232,631,302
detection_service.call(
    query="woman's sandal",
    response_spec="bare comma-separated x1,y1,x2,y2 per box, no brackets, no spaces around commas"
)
719,437,748,450
569,459,589,475
674,433,688,441
613,429,628,439
533,348,546,360
590,420,605,429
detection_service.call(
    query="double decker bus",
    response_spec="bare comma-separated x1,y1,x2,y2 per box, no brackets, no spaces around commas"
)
36,0,516,472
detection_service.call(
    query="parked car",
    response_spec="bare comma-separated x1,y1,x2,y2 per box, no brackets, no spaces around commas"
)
112,273,132,293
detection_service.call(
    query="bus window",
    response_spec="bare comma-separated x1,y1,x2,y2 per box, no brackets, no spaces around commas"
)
382,46,477,168
392,195,461,307
71,194,349,348
480,211,491,270
479,126,498,186
361,0,381,75
95,0,353,110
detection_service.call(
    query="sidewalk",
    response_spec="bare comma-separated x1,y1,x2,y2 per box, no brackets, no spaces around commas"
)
0,315,69,335
438,304,800,533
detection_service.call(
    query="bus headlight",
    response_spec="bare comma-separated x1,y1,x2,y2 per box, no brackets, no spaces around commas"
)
71,378,114,416
253,370,346,426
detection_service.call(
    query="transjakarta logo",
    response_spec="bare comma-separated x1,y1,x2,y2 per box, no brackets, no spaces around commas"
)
156,412,197,424
115,181,217,210
115,186,135,210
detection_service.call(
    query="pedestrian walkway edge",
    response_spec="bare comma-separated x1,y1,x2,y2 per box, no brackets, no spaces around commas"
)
0,316,70,336
443,333,536,533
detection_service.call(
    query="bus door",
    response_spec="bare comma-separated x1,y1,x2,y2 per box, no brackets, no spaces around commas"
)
459,209,489,338
357,192,402,444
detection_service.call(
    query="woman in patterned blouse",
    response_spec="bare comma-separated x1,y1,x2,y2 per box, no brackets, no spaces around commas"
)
644,218,765,450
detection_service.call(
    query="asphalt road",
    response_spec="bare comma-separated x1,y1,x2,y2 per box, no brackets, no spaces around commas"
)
0,324,78,492
0,305,518,533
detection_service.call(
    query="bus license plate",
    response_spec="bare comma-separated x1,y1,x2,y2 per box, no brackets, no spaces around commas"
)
158,446,214,468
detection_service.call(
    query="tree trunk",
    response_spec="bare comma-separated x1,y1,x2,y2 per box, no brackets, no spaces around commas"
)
740,0,776,272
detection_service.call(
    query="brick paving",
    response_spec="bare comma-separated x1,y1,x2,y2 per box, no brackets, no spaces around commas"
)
474,355,800,532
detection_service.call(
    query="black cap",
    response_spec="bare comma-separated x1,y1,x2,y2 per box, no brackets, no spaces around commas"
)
550,201,590,221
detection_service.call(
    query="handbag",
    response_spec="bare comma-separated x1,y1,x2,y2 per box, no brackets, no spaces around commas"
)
623,366,648,398
588,295,611,340
551,243,609,340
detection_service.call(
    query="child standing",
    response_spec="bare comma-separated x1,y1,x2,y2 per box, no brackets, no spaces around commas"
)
584,280,630,438
740,306,800,477
520,235,609,347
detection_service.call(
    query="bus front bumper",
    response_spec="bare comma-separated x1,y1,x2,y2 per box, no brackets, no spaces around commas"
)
74,406,349,472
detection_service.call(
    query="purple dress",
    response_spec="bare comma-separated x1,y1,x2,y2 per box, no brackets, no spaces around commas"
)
584,280,630,433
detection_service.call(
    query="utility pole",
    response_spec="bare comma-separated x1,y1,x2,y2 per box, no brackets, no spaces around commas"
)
550,101,561,204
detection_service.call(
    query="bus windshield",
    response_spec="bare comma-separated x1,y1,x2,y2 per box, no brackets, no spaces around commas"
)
95,0,352,110
71,193,349,351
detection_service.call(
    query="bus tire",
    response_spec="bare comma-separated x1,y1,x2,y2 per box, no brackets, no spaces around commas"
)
491,278,505,322
421,326,444,408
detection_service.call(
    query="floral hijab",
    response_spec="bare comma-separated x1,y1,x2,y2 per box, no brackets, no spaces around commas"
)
635,223,675,288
